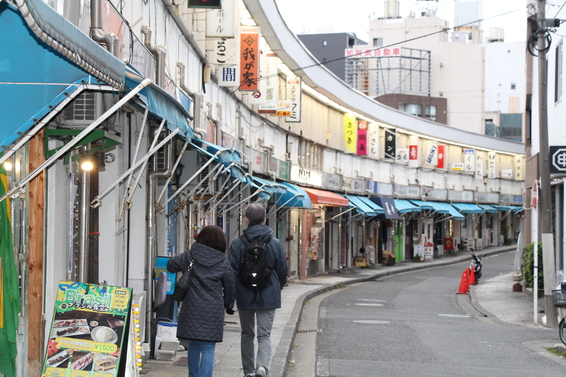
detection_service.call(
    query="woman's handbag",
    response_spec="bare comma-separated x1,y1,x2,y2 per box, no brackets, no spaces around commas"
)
173,260,194,302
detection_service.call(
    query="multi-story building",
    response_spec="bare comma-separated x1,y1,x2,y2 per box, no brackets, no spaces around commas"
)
0,0,524,373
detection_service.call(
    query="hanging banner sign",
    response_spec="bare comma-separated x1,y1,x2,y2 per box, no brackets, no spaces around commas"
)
436,144,445,169
258,55,279,114
218,66,239,87
384,128,397,160
206,0,235,37
357,121,368,156
42,281,132,377
271,100,292,116
367,123,379,158
397,148,409,163
240,26,260,91
487,151,496,178
463,149,475,172
207,37,239,65
249,39,268,105
344,113,357,154
514,155,524,180
475,152,485,180
424,140,438,166
285,76,302,122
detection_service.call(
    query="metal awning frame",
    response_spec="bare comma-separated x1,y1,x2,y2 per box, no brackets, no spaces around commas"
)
0,79,151,204
325,207,356,223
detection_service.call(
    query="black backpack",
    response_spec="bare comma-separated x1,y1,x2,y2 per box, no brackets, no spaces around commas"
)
239,235,272,292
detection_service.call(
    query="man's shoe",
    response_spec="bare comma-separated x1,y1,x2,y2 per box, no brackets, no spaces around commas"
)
255,366,267,377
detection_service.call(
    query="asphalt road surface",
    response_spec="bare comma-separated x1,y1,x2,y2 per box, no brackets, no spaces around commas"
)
289,251,566,377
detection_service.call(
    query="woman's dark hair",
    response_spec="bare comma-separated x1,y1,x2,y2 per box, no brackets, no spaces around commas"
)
246,202,266,226
195,225,227,252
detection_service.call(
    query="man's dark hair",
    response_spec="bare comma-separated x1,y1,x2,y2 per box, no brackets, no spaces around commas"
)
196,225,227,252
246,203,266,226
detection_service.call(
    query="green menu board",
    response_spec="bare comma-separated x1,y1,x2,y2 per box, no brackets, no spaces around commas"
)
42,281,132,377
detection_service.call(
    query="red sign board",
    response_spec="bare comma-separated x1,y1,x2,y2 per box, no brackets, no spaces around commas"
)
240,26,260,91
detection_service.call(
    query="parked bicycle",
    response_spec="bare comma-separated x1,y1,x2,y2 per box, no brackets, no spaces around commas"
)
552,289,566,345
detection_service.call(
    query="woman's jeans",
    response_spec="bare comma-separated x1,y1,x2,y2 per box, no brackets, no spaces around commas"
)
188,340,216,377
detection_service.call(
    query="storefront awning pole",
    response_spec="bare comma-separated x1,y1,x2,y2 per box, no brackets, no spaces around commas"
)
221,190,262,214
325,207,356,223
91,127,180,208
202,168,238,208
118,116,166,219
500,209,512,221
162,148,224,207
192,164,233,199
0,78,151,204
206,178,243,212
267,193,296,217
154,139,189,204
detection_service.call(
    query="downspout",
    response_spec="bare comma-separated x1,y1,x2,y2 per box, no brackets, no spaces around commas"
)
90,0,120,57
146,140,173,346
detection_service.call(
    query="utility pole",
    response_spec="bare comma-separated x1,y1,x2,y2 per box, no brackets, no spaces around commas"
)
537,0,558,328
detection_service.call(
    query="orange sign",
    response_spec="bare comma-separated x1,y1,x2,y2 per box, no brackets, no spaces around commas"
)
240,26,260,91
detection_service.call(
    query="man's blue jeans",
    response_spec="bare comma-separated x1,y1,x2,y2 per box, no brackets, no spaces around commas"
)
188,340,216,377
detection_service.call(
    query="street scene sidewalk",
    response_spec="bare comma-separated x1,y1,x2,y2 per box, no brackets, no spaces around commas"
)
140,246,539,377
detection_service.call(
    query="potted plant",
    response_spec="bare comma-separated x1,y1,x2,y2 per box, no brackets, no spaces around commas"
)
522,241,544,297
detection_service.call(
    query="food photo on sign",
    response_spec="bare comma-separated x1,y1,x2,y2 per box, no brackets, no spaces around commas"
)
42,281,131,376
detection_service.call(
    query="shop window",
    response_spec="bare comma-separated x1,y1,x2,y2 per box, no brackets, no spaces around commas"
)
425,105,436,120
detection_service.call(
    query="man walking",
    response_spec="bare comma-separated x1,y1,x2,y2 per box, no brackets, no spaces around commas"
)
228,203,288,377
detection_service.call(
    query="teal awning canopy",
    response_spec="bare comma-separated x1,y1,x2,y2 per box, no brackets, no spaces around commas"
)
452,203,484,214
434,202,465,220
394,199,421,214
276,182,313,209
126,67,194,139
0,1,125,149
410,200,443,212
250,176,287,200
346,195,382,216
190,139,249,184
494,205,514,212
478,204,498,213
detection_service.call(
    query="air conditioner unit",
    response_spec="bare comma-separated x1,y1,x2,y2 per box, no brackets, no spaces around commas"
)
61,92,104,126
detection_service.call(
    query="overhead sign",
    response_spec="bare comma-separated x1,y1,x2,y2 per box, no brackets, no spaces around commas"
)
550,146,566,174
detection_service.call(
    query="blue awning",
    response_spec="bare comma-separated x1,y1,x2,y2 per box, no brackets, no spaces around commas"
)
370,197,399,219
452,203,484,214
478,204,498,213
410,200,443,212
394,199,421,214
190,139,249,184
434,202,465,220
511,205,524,213
276,182,313,209
0,1,125,149
346,196,382,216
250,176,287,200
494,205,514,212
126,67,194,139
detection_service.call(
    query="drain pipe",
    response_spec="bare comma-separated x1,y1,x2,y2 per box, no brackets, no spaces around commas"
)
145,140,173,346
90,0,120,57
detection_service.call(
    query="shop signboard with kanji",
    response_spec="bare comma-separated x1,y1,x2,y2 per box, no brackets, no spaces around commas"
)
42,281,132,377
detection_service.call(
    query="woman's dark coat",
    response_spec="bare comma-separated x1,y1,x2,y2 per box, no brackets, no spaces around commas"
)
167,242,234,342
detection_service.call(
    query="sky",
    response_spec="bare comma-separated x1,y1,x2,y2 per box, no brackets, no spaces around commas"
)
274,0,528,43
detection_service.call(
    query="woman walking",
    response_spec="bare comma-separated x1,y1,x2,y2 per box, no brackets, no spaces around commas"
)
167,225,235,377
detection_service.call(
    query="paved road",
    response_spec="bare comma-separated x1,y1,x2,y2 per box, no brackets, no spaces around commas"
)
290,252,566,377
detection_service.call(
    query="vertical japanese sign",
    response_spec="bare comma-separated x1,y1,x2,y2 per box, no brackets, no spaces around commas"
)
436,144,445,168
475,152,485,180
514,155,524,180
384,128,397,160
408,135,419,168
344,113,357,154
206,0,235,37
258,55,279,114
207,38,239,65
240,26,259,91
42,281,132,376
248,39,267,105
367,123,379,158
285,76,302,122
357,121,368,156
424,140,438,167
487,151,496,178
219,66,239,87
463,149,475,172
